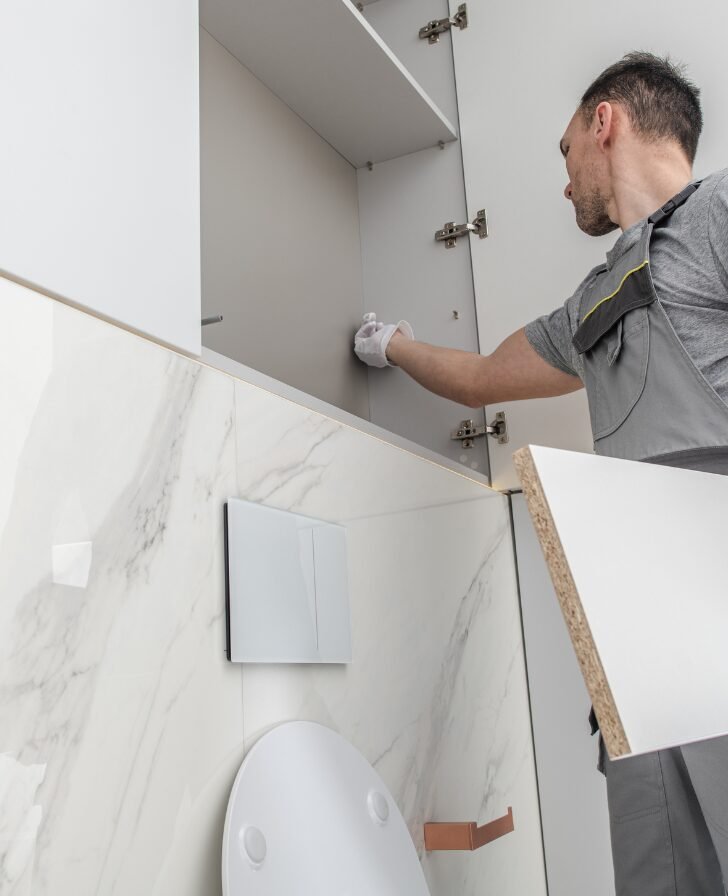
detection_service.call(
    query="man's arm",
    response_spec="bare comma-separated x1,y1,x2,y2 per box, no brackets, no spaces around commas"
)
386,327,583,407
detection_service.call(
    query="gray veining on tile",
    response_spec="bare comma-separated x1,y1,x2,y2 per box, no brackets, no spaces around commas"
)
0,283,243,895
0,276,545,895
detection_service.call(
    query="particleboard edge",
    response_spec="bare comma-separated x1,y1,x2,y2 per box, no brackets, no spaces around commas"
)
513,446,630,759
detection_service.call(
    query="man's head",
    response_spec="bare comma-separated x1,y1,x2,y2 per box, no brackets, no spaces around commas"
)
560,52,703,236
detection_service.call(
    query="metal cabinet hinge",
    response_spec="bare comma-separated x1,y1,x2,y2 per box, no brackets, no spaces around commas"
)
435,209,488,248
451,412,508,448
419,3,468,43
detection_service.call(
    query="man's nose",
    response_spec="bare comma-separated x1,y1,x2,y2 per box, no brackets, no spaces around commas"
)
564,182,573,200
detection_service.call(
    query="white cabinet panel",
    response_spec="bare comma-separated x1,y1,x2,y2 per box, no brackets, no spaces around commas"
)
356,0,490,473
0,0,201,355
358,144,489,474
516,446,728,759
200,0,456,168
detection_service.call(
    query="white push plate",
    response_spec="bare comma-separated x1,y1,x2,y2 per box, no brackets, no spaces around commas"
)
224,499,351,663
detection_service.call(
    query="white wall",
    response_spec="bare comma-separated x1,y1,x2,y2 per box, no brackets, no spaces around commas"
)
199,28,369,419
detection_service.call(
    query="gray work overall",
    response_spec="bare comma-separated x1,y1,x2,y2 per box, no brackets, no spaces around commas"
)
572,182,728,895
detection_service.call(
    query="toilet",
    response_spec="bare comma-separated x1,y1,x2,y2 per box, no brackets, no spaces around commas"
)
222,721,431,894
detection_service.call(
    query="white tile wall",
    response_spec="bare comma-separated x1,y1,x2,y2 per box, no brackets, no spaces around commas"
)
0,276,546,895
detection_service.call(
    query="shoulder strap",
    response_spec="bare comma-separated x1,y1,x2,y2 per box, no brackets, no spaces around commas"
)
648,181,702,227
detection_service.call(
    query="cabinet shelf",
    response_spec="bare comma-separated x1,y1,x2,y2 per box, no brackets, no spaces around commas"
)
200,0,457,169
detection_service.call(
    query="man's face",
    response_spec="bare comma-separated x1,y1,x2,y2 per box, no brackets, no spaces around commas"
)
560,110,617,237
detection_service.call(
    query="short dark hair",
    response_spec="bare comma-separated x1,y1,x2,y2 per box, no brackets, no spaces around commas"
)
579,52,703,162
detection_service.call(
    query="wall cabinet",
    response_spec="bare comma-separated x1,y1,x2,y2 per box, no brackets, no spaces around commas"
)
0,0,590,477
199,0,492,473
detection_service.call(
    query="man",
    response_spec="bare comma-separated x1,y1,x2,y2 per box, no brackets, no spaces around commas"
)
355,52,728,895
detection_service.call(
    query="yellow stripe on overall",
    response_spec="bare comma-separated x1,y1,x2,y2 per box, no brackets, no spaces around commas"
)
582,260,650,323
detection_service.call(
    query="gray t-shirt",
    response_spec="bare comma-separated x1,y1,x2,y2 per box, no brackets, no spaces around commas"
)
525,168,728,402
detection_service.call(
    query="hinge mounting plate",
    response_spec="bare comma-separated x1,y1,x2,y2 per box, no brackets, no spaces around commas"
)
451,412,508,448
419,3,468,44
435,209,488,248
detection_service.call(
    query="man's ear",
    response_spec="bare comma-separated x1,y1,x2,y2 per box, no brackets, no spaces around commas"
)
594,101,614,151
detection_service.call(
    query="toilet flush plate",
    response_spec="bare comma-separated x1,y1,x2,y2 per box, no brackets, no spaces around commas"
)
224,498,351,664
222,722,431,895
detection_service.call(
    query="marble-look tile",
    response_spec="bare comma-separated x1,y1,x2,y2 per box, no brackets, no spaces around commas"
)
0,280,244,895
420,503,547,896
1,275,545,896
234,379,497,522
240,497,547,896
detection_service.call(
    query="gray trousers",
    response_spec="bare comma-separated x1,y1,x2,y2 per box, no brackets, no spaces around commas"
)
602,734,728,895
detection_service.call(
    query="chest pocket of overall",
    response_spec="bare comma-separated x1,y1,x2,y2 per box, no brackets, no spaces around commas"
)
575,297,651,441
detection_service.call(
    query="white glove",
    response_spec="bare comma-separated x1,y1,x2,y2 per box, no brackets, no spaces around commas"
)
354,312,414,368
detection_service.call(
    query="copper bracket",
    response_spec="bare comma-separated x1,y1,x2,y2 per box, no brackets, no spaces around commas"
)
424,806,514,851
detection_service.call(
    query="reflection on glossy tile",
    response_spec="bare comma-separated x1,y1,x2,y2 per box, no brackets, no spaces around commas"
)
0,754,46,892
51,542,93,588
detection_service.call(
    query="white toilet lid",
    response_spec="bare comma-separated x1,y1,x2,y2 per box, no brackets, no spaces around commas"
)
222,721,431,895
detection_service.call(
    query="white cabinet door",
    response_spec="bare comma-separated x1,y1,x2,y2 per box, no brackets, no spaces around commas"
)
517,446,728,756
0,0,201,356
451,0,728,489
357,0,490,475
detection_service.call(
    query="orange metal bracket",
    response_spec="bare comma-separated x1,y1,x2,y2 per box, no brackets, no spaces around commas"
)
424,806,514,851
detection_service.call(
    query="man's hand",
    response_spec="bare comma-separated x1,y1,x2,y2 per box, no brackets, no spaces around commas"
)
353,313,414,368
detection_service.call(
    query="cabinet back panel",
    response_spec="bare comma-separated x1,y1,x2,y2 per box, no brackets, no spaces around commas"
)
200,28,369,419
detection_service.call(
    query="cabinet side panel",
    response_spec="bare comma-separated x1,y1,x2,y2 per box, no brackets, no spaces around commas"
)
0,0,201,355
